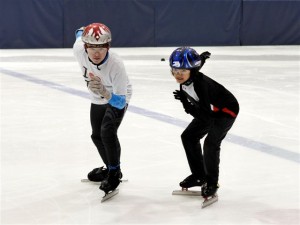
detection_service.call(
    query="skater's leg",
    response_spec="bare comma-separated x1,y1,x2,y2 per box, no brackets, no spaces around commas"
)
88,104,110,181
203,117,236,186
101,105,127,170
181,119,210,179
90,103,109,165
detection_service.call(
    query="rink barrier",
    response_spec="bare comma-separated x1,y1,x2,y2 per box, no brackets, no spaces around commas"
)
1,0,300,48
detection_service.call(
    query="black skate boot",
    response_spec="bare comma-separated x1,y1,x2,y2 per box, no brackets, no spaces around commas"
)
180,174,206,189
87,166,108,182
201,183,219,198
99,169,123,194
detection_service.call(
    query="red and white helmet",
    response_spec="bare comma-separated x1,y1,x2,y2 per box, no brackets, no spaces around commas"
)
82,23,112,45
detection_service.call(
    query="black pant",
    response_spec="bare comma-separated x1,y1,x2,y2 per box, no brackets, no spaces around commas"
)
181,116,236,185
90,103,127,168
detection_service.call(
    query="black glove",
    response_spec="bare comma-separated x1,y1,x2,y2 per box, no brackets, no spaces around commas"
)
173,90,194,114
200,51,211,60
173,90,211,123
196,51,211,70
173,90,185,102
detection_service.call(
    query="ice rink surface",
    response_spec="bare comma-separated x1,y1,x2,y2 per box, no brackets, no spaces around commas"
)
1,46,299,224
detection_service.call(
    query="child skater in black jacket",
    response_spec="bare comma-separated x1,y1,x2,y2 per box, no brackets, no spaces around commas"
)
170,47,239,203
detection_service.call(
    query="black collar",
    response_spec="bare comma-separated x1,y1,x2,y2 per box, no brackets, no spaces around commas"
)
182,76,193,86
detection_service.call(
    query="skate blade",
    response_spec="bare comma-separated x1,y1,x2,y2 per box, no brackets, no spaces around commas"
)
81,179,100,183
172,190,202,196
101,189,119,203
81,178,128,183
202,195,218,208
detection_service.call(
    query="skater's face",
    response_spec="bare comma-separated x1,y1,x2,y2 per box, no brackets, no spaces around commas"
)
171,68,191,84
85,44,109,64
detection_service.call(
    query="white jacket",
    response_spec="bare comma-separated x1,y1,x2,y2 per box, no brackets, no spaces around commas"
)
73,38,132,105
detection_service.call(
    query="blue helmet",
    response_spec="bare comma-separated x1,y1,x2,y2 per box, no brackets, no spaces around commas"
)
169,47,202,69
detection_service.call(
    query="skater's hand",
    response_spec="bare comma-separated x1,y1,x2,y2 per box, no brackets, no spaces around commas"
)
88,73,102,94
173,90,185,102
173,90,194,114
198,51,211,70
200,51,211,60
88,73,112,100
75,26,85,39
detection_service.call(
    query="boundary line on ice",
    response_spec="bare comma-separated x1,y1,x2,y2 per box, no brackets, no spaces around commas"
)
1,68,299,164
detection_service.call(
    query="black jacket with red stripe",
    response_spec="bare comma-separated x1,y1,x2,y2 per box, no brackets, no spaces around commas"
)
180,71,239,123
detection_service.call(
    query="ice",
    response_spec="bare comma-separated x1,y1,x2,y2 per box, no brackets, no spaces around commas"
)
1,46,299,224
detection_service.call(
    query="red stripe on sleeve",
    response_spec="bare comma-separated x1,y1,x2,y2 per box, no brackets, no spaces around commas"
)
222,107,237,118
213,105,219,112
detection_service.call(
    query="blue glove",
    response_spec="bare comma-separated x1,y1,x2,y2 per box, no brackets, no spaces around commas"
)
75,26,85,39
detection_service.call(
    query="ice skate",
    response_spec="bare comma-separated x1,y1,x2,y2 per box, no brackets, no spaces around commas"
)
81,178,128,183
172,174,205,196
172,189,202,196
99,169,122,202
201,183,219,208
81,166,126,183
101,189,120,203
81,166,108,183
180,174,206,188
